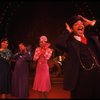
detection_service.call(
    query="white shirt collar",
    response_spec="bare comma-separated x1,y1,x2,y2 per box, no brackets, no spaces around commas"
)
74,35,85,42
74,35,81,42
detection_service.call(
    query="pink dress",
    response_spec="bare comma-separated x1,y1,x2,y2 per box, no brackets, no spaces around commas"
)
32,47,52,92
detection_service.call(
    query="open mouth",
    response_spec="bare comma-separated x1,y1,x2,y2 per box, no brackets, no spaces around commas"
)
77,27,84,32
78,27,84,31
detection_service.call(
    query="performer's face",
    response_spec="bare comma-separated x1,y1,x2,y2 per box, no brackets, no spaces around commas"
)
72,20,85,36
19,43,26,52
39,41,46,48
1,40,8,49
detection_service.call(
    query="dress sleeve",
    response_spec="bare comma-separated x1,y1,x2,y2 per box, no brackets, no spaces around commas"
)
33,47,41,61
44,48,53,60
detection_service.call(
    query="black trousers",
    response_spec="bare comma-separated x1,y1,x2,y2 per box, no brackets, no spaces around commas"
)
71,68,100,99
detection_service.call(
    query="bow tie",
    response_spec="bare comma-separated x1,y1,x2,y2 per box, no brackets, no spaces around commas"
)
81,36,87,44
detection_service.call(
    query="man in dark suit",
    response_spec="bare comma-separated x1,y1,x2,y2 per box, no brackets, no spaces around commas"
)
55,15,100,98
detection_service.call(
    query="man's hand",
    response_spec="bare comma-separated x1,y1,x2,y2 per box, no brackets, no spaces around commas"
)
78,15,96,26
65,22,72,33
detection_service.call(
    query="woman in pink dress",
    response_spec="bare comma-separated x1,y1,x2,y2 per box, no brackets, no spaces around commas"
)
32,36,53,98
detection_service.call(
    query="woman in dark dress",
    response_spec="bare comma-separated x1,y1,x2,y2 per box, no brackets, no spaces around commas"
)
0,38,12,99
11,42,32,99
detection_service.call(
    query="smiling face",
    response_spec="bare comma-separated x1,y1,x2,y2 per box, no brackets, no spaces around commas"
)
71,20,85,37
1,40,9,49
39,35,48,48
39,41,46,48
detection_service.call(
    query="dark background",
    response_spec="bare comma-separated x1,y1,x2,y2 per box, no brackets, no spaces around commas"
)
0,0,100,51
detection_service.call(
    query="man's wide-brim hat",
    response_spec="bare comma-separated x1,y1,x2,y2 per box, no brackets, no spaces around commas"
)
67,15,84,28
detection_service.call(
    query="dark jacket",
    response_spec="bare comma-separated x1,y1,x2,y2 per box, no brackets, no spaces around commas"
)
55,22,100,91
